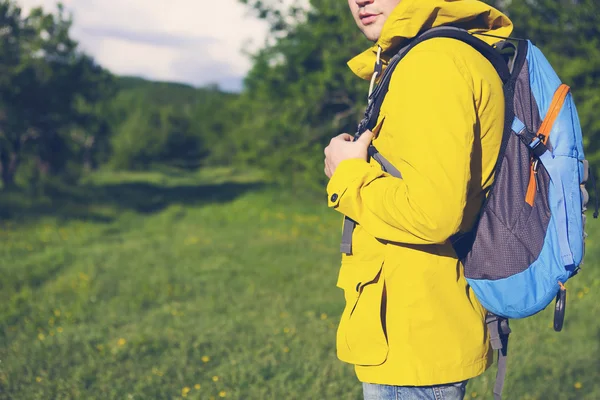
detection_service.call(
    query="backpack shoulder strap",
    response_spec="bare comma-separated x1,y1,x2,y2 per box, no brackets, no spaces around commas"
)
414,27,511,83
361,26,510,136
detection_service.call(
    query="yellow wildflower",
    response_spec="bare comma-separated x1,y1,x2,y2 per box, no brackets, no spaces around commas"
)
36,377,42,383
320,313,328,320
212,376,219,382
283,347,290,353
584,287,590,294
471,392,478,398
54,309,61,317
574,382,582,389
194,384,201,390
57,327,63,333
219,391,227,398
38,333,45,341
117,338,126,346
577,291,584,299
202,356,210,363
185,236,199,245
283,327,290,334
182,387,191,397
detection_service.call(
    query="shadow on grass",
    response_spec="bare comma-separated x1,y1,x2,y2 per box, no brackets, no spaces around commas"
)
0,180,266,223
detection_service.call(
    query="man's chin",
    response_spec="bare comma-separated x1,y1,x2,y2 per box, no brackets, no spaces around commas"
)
360,26,382,43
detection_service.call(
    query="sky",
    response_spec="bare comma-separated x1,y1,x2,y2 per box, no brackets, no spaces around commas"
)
18,0,271,92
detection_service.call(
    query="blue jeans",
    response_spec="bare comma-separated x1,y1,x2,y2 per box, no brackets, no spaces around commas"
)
363,381,468,400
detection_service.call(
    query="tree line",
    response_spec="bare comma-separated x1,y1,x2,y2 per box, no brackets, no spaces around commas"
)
0,0,236,189
1,0,598,193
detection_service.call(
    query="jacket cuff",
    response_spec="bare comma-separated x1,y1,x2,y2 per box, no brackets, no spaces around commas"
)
326,158,374,208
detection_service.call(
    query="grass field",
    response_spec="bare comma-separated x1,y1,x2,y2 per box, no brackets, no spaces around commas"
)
0,168,598,400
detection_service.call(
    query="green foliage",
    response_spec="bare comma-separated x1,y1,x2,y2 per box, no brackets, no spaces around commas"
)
0,2,244,187
0,169,598,399
106,78,238,170
0,0,113,187
108,97,197,170
234,0,371,191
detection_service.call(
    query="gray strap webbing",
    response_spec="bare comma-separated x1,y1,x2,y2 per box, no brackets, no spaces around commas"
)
339,148,401,254
340,217,355,254
494,342,509,400
372,151,402,179
486,314,511,400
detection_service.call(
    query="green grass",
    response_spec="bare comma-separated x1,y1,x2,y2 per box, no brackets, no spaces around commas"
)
0,169,598,399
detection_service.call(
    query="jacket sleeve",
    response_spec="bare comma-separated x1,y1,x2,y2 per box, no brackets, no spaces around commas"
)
327,50,476,245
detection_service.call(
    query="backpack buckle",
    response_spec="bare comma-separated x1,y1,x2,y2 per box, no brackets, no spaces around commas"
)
486,313,511,350
527,135,548,158
553,282,567,332
515,126,548,158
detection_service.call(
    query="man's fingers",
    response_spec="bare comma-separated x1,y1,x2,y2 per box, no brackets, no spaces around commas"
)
333,133,354,142
324,163,332,178
324,131,368,179
357,130,374,146
329,133,353,145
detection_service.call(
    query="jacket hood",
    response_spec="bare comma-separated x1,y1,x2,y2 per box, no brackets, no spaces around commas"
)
348,0,514,80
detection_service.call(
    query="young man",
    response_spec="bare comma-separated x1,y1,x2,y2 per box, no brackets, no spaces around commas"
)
323,0,513,399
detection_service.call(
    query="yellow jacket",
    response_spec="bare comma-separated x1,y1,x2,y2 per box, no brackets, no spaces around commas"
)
327,0,513,386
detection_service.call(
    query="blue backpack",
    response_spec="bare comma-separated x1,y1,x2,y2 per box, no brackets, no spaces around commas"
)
341,27,598,399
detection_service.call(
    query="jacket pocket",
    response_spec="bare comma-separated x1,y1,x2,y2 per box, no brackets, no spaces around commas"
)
336,260,388,366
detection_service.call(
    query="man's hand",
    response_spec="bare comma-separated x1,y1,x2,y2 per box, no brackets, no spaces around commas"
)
324,130,374,179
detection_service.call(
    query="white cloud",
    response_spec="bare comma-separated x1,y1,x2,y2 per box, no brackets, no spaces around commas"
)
17,0,270,91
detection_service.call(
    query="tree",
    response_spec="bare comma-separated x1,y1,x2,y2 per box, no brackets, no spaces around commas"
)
236,0,371,191
105,79,237,170
0,0,30,186
0,1,112,187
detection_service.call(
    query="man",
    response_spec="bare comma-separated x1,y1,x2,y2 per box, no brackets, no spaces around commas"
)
323,0,513,399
